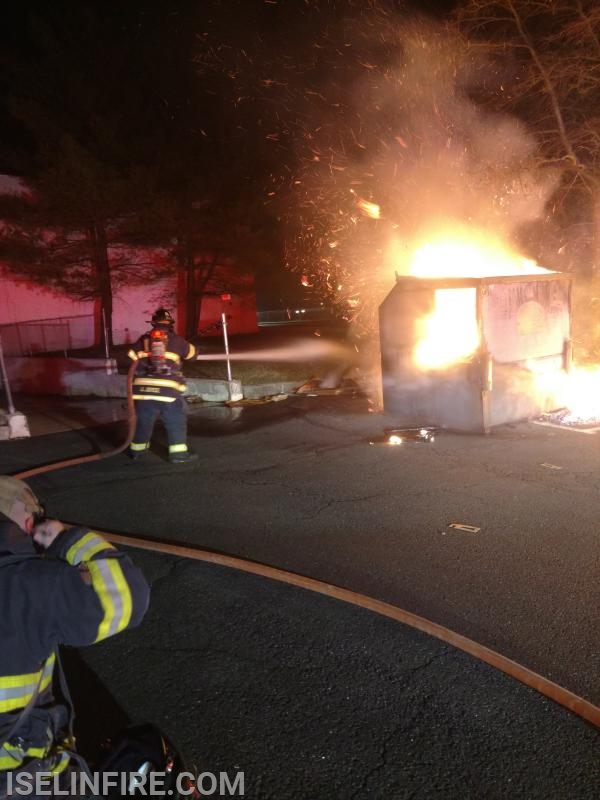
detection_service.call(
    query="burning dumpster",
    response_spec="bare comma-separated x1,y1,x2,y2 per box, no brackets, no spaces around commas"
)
379,272,572,433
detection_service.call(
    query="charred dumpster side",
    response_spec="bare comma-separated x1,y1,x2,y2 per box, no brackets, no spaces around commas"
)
379,273,571,433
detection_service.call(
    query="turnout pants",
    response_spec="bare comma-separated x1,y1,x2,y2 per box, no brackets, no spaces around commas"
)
130,398,189,458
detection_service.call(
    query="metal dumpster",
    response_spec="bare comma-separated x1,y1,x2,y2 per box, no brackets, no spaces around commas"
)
379,272,572,432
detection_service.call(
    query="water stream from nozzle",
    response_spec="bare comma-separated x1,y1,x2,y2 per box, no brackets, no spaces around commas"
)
195,339,349,363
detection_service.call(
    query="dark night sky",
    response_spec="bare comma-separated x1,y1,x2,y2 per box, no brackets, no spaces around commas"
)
0,0,460,175
0,0,465,307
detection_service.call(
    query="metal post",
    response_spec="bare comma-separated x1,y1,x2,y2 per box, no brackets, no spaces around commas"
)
15,322,24,357
101,308,110,359
221,312,233,382
101,308,114,373
0,335,15,414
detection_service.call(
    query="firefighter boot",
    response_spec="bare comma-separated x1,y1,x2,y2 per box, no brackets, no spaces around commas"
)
129,445,149,462
169,450,198,464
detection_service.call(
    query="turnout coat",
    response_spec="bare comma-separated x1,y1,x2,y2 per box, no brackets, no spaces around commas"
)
0,519,149,784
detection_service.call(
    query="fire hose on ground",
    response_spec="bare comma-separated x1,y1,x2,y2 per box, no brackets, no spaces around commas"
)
9,360,600,732
14,359,138,480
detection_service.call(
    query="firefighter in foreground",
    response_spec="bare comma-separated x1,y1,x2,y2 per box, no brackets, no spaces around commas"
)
0,475,150,799
127,307,198,464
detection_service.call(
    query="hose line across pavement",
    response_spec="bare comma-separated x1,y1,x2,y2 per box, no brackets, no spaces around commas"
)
88,529,600,731
14,359,138,481
11,358,600,732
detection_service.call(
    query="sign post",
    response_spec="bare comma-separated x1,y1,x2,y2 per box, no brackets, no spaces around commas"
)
0,335,30,439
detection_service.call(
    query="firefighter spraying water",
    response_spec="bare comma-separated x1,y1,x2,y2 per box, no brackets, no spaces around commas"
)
127,308,198,464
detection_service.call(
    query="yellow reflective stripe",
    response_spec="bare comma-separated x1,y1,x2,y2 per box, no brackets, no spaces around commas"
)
127,349,138,361
136,351,149,359
0,653,70,774
133,377,186,390
0,744,70,773
0,748,43,770
130,442,148,452
87,558,133,643
0,752,23,769
51,750,71,774
65,532,114,566
169,444,188,454
164,351,181,363
185,344,196,359
132,394,176,402
0,654,55,713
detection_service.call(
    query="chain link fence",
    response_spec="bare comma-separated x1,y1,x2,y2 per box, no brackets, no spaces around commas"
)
0,314,94,356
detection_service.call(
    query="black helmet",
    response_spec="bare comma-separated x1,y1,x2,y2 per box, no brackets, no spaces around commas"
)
150,308,175,326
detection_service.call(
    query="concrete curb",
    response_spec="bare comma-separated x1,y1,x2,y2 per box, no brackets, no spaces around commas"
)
55,374,303,403
186,378,245,403
240,381,302,399
4,356,306,403
0,410,31,440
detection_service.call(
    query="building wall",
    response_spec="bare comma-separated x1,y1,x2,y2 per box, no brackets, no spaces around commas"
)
0,273,92,326
0,270,257,352
196,293,259,337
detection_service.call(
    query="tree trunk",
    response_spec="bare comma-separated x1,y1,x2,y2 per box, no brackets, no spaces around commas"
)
180,241,220,339
194,254,219,336
593,194,600,277
88,221,113,349
183,240,196,340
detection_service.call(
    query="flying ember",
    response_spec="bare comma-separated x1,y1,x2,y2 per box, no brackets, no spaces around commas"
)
357,199,381,219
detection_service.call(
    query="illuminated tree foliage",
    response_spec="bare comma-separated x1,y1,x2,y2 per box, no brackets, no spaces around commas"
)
455,0,600,272
197,0,557,344
0,2,279,345
0,4,172,347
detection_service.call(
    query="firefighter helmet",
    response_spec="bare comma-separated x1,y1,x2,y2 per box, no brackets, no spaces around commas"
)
150,308,175,326
0,476,44,527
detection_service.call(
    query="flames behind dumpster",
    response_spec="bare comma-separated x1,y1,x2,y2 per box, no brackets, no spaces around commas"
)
379,233,572,432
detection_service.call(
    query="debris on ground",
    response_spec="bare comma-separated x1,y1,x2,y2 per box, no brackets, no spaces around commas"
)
369,427,436,445
539,408,600,428
225,394,288,407
295,378,360,396
448,523,481,533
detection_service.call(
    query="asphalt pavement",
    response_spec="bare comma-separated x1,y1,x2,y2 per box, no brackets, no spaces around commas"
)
1,393,600,798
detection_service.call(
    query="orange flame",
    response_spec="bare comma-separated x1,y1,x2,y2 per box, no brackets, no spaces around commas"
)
408,230,551,280
414,288,479,369
530,364,600,424
395,225,555,370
